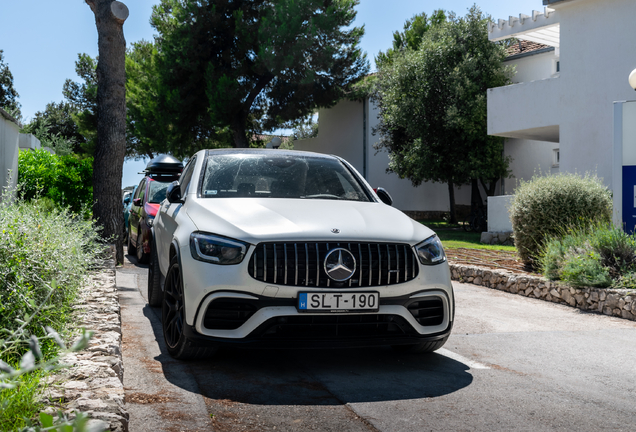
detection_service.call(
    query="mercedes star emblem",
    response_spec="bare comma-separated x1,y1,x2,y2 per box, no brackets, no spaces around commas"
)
324,248,357,282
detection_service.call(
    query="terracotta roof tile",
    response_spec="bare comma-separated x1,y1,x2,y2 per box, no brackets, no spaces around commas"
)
506,40,552,57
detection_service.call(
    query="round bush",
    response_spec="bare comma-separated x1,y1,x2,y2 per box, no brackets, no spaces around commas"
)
509,173,612,266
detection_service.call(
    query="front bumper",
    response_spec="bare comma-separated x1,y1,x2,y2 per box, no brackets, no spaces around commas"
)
178,242,454,348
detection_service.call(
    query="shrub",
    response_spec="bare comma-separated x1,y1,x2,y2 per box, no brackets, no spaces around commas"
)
0,197,102,362
539,224,636,288
18,149,93,218
559,251,612,288
589,226,636,277
613,272,636,290
509,172,612,266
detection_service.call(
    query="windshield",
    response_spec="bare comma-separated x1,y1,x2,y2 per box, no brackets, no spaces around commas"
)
200,153,371,202
147,180,170,204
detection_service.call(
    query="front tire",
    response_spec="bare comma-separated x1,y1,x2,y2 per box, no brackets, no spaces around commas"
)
136,225,150,264
127,223,136,255
147,239,162,307
162,256,215,360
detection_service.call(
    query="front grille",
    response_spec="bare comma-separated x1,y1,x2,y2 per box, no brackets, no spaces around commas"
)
203,299,258,330
257,314,416,340
248,242,419,288
407,298,445,326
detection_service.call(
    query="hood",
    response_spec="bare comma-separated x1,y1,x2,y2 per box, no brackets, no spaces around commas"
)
185,198,435,245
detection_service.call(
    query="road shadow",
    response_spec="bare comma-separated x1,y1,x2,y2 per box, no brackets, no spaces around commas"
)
139,304,473,406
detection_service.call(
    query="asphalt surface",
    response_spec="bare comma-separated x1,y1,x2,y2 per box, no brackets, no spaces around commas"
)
117,252,636,432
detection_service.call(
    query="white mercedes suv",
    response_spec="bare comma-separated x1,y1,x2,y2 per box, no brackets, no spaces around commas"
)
149,149,454,359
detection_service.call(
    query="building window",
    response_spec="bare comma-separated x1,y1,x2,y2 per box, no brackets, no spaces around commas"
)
553,59,560,76
553,149,560,167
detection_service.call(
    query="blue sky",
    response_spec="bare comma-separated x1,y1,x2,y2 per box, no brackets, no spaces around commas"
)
0,0,541,187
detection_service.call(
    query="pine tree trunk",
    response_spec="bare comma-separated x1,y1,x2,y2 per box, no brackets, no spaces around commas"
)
447,181,457,224
231,119,249,148
471,179,484,211
85,0,129,264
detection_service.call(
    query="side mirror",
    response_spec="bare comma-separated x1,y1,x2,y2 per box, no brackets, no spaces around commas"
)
375,187,393,206
124,197,131,205
166,181,183,204
133,198,142,206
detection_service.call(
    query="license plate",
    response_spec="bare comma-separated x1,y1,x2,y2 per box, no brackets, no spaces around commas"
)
297,292,379,312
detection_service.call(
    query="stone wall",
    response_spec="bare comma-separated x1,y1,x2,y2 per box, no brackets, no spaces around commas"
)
41,255,128,432
480,231,514,246
450,263,636,321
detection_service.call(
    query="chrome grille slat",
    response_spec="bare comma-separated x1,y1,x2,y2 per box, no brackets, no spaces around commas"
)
249,242,418,288
264,245,268,282
273,243,278,284
294,244,298,286
326,243,330,287
305,243,309,287
315,243,320,287
386,244,391,285
396,244,400,284
357,243,362,287
377,244,382,286
284,244,288,285
349,243,353,287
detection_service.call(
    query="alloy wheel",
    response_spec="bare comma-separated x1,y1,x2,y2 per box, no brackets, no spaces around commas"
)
163,262,184,349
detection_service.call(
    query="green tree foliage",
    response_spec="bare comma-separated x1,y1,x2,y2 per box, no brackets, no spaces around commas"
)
376,9,446,67
125,41,165,159
125,40,233,159
62,53,98,155
22,102,88,156
147,0,368,149
18,149,93,218
290,113,319,140
0,49,21,119
374,6,512,223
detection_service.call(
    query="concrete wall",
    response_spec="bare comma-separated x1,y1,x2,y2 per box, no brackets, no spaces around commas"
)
489,0,636,192
295,98,472,213
487,195,514,232
487,76,561,142
0,108,20,201
556,0,636,188
293,99,364,173
364,99,472,212
503,138,559,194
509,50,559,84
19,133,42,152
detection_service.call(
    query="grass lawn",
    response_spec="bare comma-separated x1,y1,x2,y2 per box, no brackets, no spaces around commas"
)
420,220,516,252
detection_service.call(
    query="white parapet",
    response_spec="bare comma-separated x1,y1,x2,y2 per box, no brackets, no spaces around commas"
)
18,133,41,151
488,7,559,47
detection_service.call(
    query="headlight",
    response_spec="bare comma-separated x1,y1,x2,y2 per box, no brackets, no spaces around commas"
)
415,235,446,265
190,232,248,265
146,215,154,227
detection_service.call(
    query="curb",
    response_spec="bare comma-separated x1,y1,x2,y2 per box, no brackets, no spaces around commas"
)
449,263,636,322
41,257,128,431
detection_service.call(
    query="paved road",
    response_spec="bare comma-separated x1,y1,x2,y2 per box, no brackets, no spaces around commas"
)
117,253,636,432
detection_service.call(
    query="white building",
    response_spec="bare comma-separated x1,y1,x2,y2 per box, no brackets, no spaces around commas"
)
294,98,472,219
300,0,636,225
488,0,636,214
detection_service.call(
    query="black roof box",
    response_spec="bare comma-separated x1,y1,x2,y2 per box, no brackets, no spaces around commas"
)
145,154,184,174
